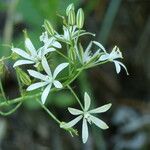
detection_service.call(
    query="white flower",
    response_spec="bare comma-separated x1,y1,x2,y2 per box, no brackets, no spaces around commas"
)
55,25,95,44
27,57,69,104
61,92,111,143
76,41,106,65
99,46,129,74
40,31,62,49
12,37,56,67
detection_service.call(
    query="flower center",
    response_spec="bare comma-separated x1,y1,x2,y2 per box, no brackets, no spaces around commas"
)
45,76,53,83
83,112,90,119
83,112,92,124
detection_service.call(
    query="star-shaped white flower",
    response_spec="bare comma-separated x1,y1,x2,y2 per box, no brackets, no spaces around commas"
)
27,57,69,104
55,25,95,44
40,31,61,49
61,92,112,143
12,36,60,68
99,46,129,74
76,41,106,65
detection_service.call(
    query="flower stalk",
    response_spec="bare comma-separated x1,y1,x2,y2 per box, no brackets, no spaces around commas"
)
36,98,61,124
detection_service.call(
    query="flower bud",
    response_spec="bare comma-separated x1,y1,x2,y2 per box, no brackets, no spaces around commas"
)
68,9,75,25
66,3,74,16
16,68,31,86
76,8,84,29
0,60,5,76
44,20,55,36
11,51,19,60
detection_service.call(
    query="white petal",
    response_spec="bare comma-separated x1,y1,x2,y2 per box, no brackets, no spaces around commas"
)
90,115,109,129
52,41,62,48
68,107,83,115
53,63,69,78
13,60,34,67
41,57,52,76
85,41,92,53
41,84,52,104
27,70,47,81
109,46,122,59
37,47,43,58
61,115,83,128
82,119,89,143
84,92,91,111
99,53,109,61
12,48,32,60
53,80,63,88
93,41,106,52
43,47,56,56
40,32,49,43
89,103,112,114
27,82,47,91
25,38,37,56
115,60,129,75
114,61,121,74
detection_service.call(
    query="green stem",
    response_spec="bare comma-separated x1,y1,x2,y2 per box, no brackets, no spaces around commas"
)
64,68,83,86
75,29,81,46
67,44,71,75
36,99,61,124
86,60,109,69
0,78,7,100
77,60,109,71
0,68,83,107
0,55,12,62
0,102,22,116
0,92,41,107
67,85,84,110
55,50,70,61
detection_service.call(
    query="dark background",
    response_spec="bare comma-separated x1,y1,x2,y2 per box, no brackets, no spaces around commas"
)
0,0,150,149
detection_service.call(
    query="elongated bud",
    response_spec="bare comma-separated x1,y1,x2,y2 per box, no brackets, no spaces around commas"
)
44,20,55,36
0,60,5,76
16,68,31,86
76,8,84,29
68,9,75,25
78,43,84,63
66,3,74,16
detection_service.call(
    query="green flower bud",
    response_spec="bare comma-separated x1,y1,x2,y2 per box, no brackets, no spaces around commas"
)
66,3,74,16
0,61,5,76
76,8,84,29
79,43,84,62
35,62,43,72
11,52,19,60
16,68,31,86
44,20,55,36
68,9,75,25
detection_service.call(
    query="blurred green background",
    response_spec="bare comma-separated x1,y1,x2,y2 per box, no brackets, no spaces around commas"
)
0,0,150,149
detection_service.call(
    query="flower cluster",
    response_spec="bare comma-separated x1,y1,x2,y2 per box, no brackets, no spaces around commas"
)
4,3,129,143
